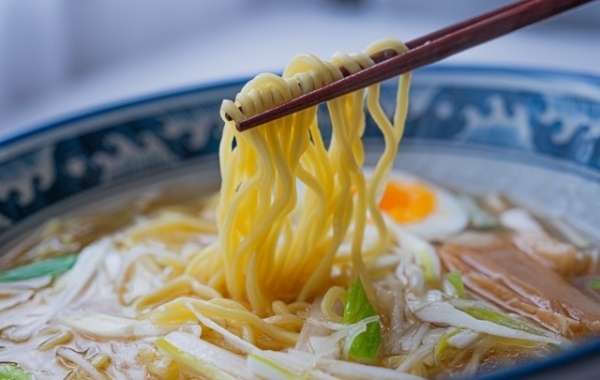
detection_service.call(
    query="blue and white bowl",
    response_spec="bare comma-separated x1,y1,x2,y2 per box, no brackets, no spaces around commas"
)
1,66,600,379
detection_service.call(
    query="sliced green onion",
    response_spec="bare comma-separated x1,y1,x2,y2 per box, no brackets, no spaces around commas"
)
247,353,299,380
393,226,440,282
343,277,381,364
457,193,498,229
435,328,461,356
444,271,466,298
419,250,438,283
0,362,31,380
414,300,563,346
156,336,240,380
588,280,600,290
0,254,77,282
461,307,542,336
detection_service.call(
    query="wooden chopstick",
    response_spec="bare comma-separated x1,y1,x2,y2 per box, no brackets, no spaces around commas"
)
234,0,595,132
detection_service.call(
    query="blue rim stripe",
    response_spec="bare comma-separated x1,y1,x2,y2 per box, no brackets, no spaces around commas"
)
0,76,248,151
3,64,599,152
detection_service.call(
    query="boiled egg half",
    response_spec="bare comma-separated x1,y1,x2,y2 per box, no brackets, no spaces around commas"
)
378,171,468,240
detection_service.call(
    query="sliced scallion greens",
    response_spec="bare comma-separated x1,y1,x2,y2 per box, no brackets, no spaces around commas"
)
247,353,298,380
156,335,241,380
457,193,498,229
444,271,466,298
0,254,77,282
435,328,461,356
0,362,31,380
343,277,381,364
461,307,543,336
588,279,600,290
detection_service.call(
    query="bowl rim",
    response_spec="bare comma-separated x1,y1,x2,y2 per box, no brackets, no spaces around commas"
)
2,64,600,152
2,64,600,380
480,335,600,380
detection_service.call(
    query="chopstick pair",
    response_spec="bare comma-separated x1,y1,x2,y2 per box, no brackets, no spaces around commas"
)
231,0,596,132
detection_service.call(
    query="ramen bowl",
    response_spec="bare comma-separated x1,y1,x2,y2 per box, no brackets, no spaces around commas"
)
1,66,600,379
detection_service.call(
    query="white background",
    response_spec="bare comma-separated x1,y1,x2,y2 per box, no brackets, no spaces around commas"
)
0,0,598,139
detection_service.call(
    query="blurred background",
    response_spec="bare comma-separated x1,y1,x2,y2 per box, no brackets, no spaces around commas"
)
0,0,598,139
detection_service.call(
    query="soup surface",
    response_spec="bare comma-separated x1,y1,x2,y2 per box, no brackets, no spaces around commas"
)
0,173,599,379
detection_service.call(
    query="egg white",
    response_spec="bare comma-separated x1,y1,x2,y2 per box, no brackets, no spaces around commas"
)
383,170,468,241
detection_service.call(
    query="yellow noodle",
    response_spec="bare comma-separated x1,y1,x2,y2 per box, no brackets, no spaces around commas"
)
138,38,410,355
321,286,347,323
186,298,298,346
135,275,222,311
215,38,410,317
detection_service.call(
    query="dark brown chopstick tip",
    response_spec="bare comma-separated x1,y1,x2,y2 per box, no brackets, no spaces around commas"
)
236,0,596,132
233,49,402,131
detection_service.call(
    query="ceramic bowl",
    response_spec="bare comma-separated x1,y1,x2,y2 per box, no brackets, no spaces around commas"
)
1,65,600,379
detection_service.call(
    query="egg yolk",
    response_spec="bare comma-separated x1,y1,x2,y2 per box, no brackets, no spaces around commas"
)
379,180,436,223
